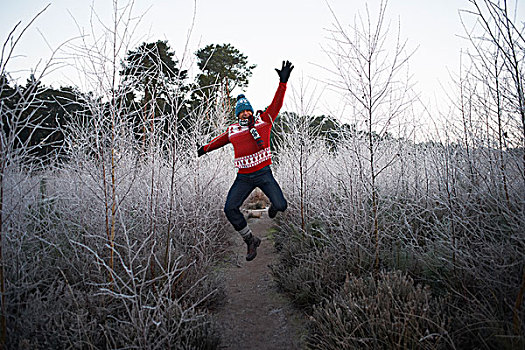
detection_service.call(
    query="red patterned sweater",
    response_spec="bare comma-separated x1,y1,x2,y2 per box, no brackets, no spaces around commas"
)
201,82,287,174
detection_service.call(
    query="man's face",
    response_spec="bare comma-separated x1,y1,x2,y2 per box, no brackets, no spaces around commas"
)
238,110,253,120
238,110,253,126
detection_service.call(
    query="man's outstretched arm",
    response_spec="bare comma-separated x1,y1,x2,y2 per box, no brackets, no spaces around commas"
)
197,130,230,157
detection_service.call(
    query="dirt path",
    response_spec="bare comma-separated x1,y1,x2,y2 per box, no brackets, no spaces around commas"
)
214,212,305,350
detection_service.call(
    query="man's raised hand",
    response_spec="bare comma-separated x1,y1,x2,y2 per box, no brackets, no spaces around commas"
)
275,60,294,83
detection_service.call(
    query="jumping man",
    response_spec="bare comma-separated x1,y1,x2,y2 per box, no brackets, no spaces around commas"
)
197,60,294,261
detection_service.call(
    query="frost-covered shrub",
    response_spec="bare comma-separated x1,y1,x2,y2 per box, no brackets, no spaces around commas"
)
4,151,231,349
271,217,376,308
307,271,450,350
271,228,345,307
272,127,525,345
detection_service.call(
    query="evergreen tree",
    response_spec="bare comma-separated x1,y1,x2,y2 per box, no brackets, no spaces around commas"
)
192,43,256,120
120,40,188,137
196,43,256,93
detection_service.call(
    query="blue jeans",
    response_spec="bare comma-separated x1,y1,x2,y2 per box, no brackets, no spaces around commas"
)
224,166,287,231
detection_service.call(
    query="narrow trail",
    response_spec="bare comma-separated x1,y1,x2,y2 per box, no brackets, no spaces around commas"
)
214,212,306,350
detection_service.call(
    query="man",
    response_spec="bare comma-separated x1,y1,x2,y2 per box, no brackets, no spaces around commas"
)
197,60,294,261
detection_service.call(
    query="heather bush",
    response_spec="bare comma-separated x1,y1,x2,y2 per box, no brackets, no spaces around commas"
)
307,270,451,350
271,224,350,308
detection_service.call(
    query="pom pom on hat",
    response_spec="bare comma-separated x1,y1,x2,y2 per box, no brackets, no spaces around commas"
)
235,94,254,117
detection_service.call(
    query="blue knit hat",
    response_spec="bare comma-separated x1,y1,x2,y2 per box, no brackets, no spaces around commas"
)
235,94,254,117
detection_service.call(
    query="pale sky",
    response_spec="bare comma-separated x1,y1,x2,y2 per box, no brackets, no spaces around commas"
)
1,0,523,119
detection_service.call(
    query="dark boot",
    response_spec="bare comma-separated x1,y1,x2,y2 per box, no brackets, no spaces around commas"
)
244,234,261,261
268,204,277,219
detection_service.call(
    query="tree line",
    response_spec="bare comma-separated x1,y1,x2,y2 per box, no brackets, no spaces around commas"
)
1,40,400,161
1,41,256,159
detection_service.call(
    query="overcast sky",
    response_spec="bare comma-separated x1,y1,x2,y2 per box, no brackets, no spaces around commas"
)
1,0,524,118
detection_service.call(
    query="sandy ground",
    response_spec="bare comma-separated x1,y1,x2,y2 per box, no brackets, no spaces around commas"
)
213,212,306,350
